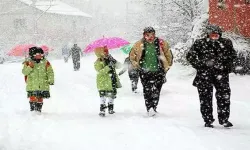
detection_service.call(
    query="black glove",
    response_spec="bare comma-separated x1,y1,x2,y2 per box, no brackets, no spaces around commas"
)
205,59,215,67
214,61,224,69
109,62,115,67
108,69,113,74
49,83,54,85
136,67,143,72
193,59,213,69
107,55,117,64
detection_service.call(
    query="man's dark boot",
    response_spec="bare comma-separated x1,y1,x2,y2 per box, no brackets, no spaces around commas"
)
204,119,215,128
219,120,233,128
204,122,214,128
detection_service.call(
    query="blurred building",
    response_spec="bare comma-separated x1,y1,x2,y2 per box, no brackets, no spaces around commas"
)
0,0,92,54
209,0,250,38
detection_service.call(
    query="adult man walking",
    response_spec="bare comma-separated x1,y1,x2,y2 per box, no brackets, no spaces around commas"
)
130,27,173,116
186,24,237,128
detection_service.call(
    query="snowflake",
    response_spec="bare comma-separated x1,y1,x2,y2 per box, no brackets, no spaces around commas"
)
217,75,222,80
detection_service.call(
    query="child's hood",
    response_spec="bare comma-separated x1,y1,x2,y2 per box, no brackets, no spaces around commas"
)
94,47,106,58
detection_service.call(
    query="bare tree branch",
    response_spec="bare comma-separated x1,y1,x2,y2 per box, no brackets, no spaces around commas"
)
171,0,192,19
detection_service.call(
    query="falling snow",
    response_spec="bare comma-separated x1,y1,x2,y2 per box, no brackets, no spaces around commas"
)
0,0,250,150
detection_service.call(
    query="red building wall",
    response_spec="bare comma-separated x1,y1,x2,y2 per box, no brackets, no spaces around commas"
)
209,0,250,37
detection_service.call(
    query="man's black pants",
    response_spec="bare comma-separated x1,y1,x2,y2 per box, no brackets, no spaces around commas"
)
139,70,165,111
197,74,231,124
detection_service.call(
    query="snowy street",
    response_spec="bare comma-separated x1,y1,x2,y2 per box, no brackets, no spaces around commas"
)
0,53,250,150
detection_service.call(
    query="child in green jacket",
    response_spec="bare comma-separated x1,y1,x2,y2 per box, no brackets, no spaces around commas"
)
94,47,122,117
22,47,54,112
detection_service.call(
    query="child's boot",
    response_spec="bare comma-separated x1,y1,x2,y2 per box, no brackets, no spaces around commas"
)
35,102,43,112
29,102,36,111
99,104,106,117
108,103,115,114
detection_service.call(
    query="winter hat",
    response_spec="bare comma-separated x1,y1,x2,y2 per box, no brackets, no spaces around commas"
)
29,47,39,57
29,47,44,57
143,27,155,34
206,24,223,36
37,47,44,55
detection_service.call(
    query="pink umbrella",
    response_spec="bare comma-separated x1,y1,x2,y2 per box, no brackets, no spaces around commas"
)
40,45,52,53
7,44,36,56
84,37,129,53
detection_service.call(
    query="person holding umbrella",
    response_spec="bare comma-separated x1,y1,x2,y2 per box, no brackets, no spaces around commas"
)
94,46,122,117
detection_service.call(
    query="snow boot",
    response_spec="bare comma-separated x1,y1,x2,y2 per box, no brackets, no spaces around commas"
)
147,108,156,117
221,121,233,128
108,103,115,114
99,111,105,117
204,123,214,128
204,119,215,128
153,106,158,113
29,102,36,111
132,87,138,93
35,102,43,112
99,104,106,117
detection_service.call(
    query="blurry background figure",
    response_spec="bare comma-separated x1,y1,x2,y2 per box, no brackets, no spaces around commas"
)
62,45,70,63
0,56,4,64
0,47,4,64
119,57,139,93
68,44,83,71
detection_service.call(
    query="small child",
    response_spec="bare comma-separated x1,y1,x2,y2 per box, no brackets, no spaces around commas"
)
22,47,54,113
94,47,122,117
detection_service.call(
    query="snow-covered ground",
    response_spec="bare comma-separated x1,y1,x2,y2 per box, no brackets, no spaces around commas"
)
0,52,250,150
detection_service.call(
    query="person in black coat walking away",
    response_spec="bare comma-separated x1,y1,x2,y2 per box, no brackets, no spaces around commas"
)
186,24,237,128
119,57,139,93
69,44,83,71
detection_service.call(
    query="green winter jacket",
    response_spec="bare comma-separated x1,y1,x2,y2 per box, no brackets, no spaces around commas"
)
94,58,122,91
22,58,54,92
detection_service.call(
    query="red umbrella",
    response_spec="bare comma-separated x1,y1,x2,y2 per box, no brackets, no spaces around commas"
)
7,44,52,56
7,44,35,56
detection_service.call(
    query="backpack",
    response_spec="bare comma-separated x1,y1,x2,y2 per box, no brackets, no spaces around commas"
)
159,39,173,66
